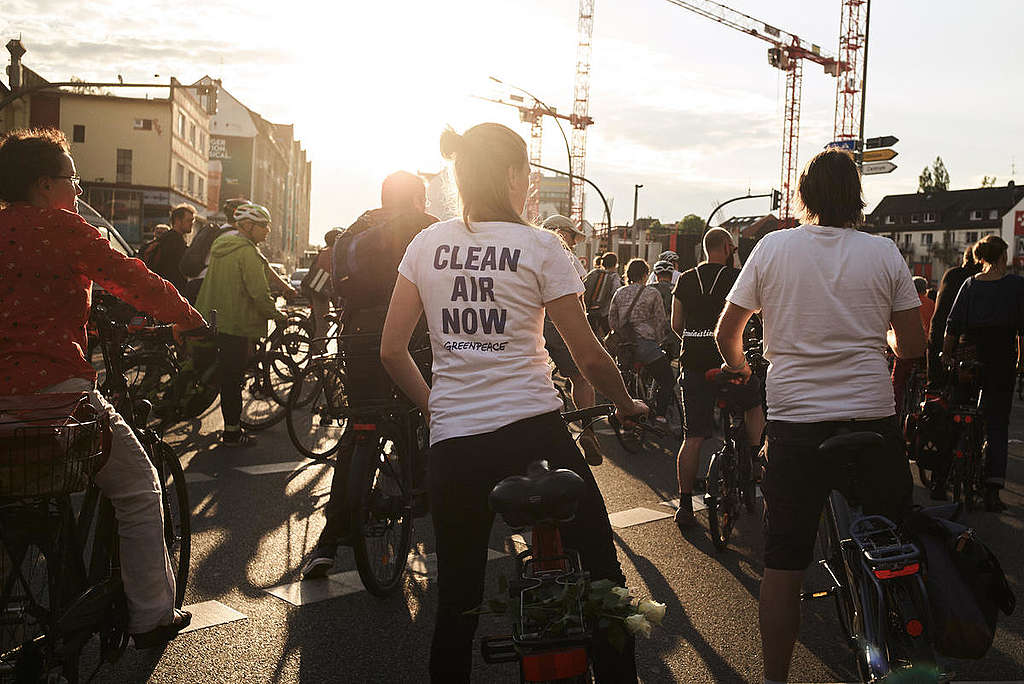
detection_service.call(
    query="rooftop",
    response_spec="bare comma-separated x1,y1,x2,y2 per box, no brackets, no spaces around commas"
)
866,183,1024,233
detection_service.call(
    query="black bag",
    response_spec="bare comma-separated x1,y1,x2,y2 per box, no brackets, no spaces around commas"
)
903,509,1015,659
331,214,395,311
909,394,949,470
300,250,332,298
603,286,645,363
583,270,608,313
180,223,229,279
139,235,163,268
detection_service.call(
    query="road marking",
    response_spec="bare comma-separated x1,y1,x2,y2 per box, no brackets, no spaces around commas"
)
264,548,508,607
608,507,673,528
234,461,324,476
660,487,762,513
179,600,247,633
184,472,215,483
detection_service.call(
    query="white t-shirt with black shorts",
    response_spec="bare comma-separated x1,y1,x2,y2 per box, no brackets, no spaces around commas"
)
398,219,585,445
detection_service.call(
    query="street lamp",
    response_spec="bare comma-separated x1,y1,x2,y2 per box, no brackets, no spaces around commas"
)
633,184,644,259
489,76,573,217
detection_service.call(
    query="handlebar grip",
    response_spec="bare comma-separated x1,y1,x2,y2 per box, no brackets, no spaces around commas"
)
560,404,616,424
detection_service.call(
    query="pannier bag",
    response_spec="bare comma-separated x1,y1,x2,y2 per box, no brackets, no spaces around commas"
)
903,508,1015,659
0,393,109,497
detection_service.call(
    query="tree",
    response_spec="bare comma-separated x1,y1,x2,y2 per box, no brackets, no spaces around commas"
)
981,176,997,187
66,76,111,96
918,156,950,193
675,214,705,236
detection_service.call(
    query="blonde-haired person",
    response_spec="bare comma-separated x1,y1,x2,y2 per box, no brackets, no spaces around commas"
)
940,234,1024,511
381,123,645,683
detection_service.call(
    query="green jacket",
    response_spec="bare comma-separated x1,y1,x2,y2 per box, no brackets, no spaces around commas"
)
196,232,284,339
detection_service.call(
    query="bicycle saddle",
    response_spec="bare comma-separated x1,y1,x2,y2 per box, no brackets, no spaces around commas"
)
489,460,585,528
817,431,884,455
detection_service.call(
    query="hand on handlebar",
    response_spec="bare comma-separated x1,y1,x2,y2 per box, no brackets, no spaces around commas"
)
615,399,649,427
172,320,211,346
720,360,752,384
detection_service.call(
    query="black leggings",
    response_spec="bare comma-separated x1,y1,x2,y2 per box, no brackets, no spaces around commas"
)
428,412,637,683
216,333,251,430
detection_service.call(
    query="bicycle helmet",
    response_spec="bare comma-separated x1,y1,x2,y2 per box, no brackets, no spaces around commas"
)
658,250,679,263
653,259,674,274
233,202,272,225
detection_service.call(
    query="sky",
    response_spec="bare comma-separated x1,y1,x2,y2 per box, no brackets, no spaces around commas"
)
4,0,1022,246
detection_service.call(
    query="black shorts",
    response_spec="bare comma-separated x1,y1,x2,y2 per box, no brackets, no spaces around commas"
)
761,417,913,571
544,318,579,377
679,370,761,439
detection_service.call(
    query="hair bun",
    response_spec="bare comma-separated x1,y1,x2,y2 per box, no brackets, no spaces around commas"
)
440,127,463,160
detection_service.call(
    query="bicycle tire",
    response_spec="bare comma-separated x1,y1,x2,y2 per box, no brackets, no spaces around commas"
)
349,428,414,597
152,441,191,607
239,352,297,431
286,363,348,460
705,449,737,552
271,331,312,368
817,501,855,644
122,352,178,425
641,370,683,440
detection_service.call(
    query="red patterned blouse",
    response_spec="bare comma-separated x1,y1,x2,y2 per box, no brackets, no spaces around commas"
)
0,203,204,394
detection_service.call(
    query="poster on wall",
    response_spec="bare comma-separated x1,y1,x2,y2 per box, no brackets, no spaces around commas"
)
210,135,253,203
1015,210,1024,236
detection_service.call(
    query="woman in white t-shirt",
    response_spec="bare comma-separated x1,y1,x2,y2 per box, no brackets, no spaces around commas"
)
381,122,646,683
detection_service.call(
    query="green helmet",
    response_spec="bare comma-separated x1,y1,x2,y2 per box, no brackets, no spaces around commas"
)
233,202,271,225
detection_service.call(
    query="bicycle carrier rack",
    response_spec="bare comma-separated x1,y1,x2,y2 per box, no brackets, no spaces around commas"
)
849,516,921,578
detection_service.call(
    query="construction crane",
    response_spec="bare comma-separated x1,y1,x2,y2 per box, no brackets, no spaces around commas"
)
834,0,870,145
663,0,844,224
570,0,595,228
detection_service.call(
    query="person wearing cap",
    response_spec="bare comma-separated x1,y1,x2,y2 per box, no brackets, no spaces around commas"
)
647,250,681,285
197,202,288,446
651,260,680,359
541,214,606,465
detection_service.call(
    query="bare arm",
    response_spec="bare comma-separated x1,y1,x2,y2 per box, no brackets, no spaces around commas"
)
381,275,431,418
546,293,645,418
890,307,926,359
715,301,756,382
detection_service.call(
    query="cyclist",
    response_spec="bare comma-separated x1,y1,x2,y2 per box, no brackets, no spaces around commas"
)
670,228,763,528
181,196,247,303
650,259,679,358
582,251,621,337
301,171,437,578
146,203,195,293
646,249,680,285
890,275,933,412
196,202,288,446
541,214,605,465
0,128,204,647
380,122,646,683
608,258,677,423
939,235,1024,512
714,149,924,684
927,243,980,384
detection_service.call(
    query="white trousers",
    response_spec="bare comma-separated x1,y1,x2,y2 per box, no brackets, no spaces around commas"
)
42,378,176,633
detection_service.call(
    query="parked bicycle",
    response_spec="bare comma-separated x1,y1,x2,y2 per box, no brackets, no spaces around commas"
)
805,431,942,683
944,359,986,511
0,309,192,683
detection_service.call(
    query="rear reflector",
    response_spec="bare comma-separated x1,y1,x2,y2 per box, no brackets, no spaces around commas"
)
522,648,588,681
905,619,924,637
874,563,920,580
352,423,377,431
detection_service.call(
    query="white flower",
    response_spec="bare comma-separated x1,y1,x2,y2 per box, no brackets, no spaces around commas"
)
623,614,652,638
638,600,666,625
610,586,630,600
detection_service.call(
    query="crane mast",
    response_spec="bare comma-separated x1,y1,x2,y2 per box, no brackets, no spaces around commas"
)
570,0,595,227
834,0,868,143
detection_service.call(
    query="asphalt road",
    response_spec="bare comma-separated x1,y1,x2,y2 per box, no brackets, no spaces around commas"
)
81,389,1024,683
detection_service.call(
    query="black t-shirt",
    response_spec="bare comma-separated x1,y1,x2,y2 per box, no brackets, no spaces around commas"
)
946,274,1024,390
672,263,739,372
150,229,187,293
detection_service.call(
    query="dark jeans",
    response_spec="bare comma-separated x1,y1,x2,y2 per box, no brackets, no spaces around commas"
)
428,411,636,683
216,333,251,430
982,387,1012,487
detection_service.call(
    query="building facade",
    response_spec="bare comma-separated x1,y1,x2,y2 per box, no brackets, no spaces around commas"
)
538,174,570,221
865,183,1024,283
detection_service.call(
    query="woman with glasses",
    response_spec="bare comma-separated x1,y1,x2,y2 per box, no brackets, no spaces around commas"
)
0,128,206,648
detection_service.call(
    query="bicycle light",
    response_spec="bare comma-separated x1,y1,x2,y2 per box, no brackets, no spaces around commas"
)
873,563,920,580
522,648,588,681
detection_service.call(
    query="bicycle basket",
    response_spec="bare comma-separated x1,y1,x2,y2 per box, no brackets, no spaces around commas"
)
0,393,108,498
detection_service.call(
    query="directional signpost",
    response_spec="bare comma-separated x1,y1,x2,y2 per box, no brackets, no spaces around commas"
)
865,136,898,149
863,161,898,175
863,148,898,162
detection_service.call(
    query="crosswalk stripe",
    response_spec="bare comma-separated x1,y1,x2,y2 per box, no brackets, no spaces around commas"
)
179,600,247,633
608,507,673,528
234,461,324,476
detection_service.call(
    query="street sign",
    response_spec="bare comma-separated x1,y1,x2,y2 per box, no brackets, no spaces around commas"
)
863,161,897,175
865,135,899,149
863,148,898,162
826,140,859,151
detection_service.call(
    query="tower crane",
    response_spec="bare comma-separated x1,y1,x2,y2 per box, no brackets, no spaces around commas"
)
570,0,595,228
834,0,869,145
663,0,846,224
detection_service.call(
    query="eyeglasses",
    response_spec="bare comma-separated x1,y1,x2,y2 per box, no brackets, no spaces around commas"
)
52,174,82,184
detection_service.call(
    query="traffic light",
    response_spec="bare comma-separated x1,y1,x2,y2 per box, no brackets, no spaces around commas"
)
771,189,781,212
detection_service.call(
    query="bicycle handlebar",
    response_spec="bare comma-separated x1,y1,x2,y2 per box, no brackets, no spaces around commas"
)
560,404,616,424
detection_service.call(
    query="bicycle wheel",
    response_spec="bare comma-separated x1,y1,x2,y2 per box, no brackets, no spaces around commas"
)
286,362,348,460
151,441,191,607
239,352,297,431
271,331,312,368
642,370,683,440
705,448,738,551
122,352,177,425
349,427,414,597
817,499,855,643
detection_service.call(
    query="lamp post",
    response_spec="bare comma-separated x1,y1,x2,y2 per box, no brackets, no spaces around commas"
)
489,76,573,218
633,184,644,259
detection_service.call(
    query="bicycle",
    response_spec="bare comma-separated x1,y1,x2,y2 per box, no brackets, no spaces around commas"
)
612,357,680,452
285,351,349,460
0,315,192,682
944,359,986,511
480,404,639,683
702,367,759,552
805,431,941,683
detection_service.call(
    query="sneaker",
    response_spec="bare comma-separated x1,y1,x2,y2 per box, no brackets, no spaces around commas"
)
673,505,696,528
302,545,337,579
578,432,604,467
221,430,256,447
133,609,192,649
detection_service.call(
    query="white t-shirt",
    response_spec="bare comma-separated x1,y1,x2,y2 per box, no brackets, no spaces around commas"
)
726,225,920,422
398,218,585,445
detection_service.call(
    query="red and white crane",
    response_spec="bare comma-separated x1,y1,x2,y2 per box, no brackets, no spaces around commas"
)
663,0,855,223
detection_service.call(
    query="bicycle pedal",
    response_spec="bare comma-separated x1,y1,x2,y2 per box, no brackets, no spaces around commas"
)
800,588,834,601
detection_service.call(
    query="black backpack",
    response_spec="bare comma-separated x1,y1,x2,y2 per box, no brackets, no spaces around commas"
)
181,223,230,279
139,235,164,268
331,214,396,311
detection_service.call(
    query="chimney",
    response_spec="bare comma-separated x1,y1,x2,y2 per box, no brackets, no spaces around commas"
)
6,38,25,91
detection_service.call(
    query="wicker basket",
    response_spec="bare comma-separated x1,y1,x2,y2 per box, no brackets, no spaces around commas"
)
0,393,109,498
